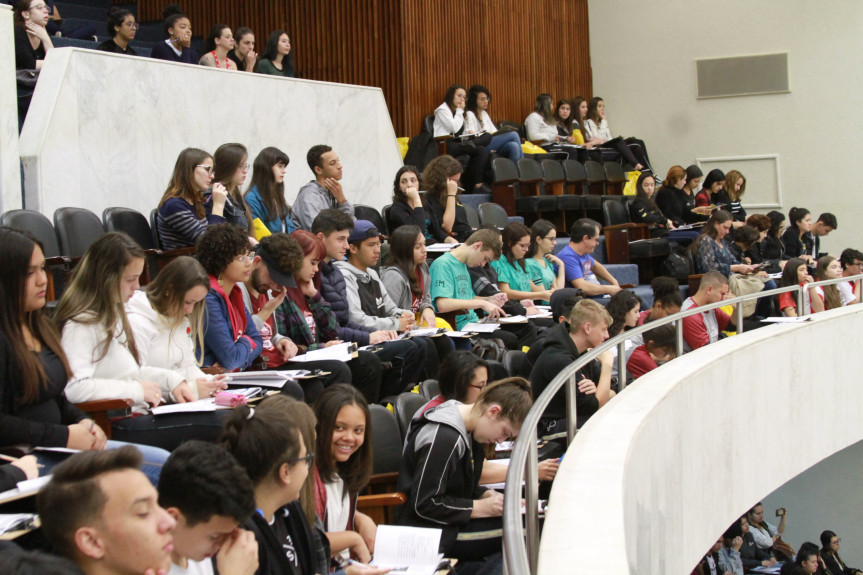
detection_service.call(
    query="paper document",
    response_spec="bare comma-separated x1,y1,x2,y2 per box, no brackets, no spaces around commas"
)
498,315,528,324
426,243,458,252
291,342,356,363
528,310,553,319
0,513,38,534
371,525,444,575
151,398,217,415
443,331,473,338
460,323,500,333
761,316,812,323
33,446,80,454
223,371,289,388
403,327,443,338
0,475,51,504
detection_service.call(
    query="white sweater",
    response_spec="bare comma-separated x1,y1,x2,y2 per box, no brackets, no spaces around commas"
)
524,112,558,143
126,291,207,401
62,311,184,405
584,118,613,141
433,101,464,137
464,110,498,135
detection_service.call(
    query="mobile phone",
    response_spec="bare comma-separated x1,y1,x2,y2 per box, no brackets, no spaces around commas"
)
776,508,785,517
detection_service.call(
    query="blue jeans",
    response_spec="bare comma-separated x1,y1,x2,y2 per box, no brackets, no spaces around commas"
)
490,131,524,161
34,441,170,487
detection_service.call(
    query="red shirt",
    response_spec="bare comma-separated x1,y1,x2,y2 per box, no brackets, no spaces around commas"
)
627,345,658,379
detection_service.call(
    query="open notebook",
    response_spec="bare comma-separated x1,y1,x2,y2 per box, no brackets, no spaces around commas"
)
371,525,444,575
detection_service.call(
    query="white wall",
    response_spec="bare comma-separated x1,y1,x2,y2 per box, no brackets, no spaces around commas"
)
0,5,22,211
588,0,863,252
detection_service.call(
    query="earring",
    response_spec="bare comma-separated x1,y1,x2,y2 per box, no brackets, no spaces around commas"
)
217,275,224,286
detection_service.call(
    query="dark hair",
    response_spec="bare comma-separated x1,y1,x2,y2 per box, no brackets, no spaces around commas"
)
527,219,556,258
204,23,230,53
606,290,642,337
820,530,837,551
234,26,253,44
422,155,463,206
554,99,573,133
161,4,188,36
220,395,308,486
587,97,604,124
840,248,863,270
38,446,143,558
465,84,490,119
213,142,253,230
444,84,466,113
106,7,133,38
159,147,212,219
534,93,554,123
692,210,733,255
0,547,85,575
702,169,726,192
261,29,293,72
438,351,489,403
196,223,250,277
746,213,772,233
313,384,373,495
306,144,333,173
651,276,682,309
732,225,759,250
795,542,820,567
570,218,600,244
788,207,810,230
817,212,838,230
500,222,531,272
386,225,424,297
643,323,676,349
722,518,744,544
259,232,304,277
636,172,658,211
571,96,589,140
248,146,290,221
780,258,807,288
312,208,355,236
472,377,533,429
391,165,421,205
767,210,786,240
12,0,34,26
0,228,72,403
685,164,703,182
158,440,255,526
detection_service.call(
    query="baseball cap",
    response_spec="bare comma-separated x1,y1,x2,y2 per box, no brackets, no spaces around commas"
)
254,241,297,288
347,220,380,244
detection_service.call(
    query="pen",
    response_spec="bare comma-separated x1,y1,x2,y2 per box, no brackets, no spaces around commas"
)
556,453,565,464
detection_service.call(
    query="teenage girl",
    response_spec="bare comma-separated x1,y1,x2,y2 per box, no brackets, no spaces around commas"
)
245,146,296,236
199,24,238,69
492,222,553,311
211,143,255,234
778,258,816,316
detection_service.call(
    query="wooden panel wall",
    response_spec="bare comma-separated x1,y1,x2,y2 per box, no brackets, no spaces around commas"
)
134,0,591,137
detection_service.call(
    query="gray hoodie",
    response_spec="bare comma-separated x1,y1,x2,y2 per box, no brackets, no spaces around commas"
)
380,263,433,314
333,260,410,331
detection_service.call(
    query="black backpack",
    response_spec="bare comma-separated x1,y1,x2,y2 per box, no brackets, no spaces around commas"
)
661,251,691,283
471,338,507,363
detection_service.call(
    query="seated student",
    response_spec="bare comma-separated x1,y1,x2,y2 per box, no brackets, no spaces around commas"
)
739,515,778,571
520,288,583,378
726,224,777,316
838,248,863,306
810,255,843,312
387,165,433,241
97,7,138,55
209,143,254,235
584,96,651,170
491,222,553,313
529,299,615,432
397,378,533,569
38,447,177,575
292,145,354,231
747,502,788,556
656,165,709,227
433,84,491,192
244,232,367,402
526,219,566,298
794,542,827,575
718,521,745,575
158,441,258,575
680,271,739,352
312,385,378,566
605,290,642,382
464,84,524,162
554,98,578,144
691,210,760,276
244,146,296,237
745,213,779,270
335,220,435,388
556,218,622,298
13,0,54,71
422,155,475,244
198,24,237,69
626,323,676,380
638,276,683,325
694,537,723,575
820,530,861,575
723,170,748,223
0,544,87,574
156,147,228,250
228,27,257,72
811,212,837,259
150,5,197,63
778,258,815,317
781,207,815,265
196,224,263,372
763,210,787,262
694,169,726,209
0,456,38,492
525,93,565,146
254,29,295,77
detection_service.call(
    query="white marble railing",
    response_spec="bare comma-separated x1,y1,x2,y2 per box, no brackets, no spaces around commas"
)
538,304,863,574
0,5,22,211
17,46,402,219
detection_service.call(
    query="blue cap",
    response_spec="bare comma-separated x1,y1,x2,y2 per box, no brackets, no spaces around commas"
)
347,220,380,243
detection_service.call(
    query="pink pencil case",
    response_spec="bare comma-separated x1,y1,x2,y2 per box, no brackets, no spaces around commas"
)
214,391,247,407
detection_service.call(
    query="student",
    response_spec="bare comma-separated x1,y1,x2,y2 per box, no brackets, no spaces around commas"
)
556,218,622,297
421,352,489,414
694,169,726,209
210,143,254,234
605,290,642,381
718,521,745,575
724,170,747,222
245,146,296,236
97,7,138,55
626,323,676,380
255,29,295,77
156,147,228,250
386,165,432,240
312,385,377,565
158,441,258,575
228,27,257,72
529,299,615,430
433,84,490,192
691,210,759,276
335,220,434,390
584,96,649,170
838,248,863,306
422,154,474,244
763,210,787,262
13,0,54,71
794,542,826,575
519,288,584,378
397,378,533,568
292,145,354,231
811,213,838,260
810,255,843,311
781,207,815,264
491,222,553,312
739,515,777,571
199,24,237,69
38,447,177,575
380,224,437,328
778,258,815,317
639,276,683,325
746,503,789,556
525,93,563,145
820,530,861,575
150,5,197,64
744,214,777,269
526,219,566,297
464,84,524,161
630,172,674,232
680,271,738,352
695,538,723,575
554,98,577,143
196,224,263,372
0,456,39,492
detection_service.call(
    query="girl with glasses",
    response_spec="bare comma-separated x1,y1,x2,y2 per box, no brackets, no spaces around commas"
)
492,222,553,311
526,219,566,295
13,0,53,71
156,147,228,250
97,7,138,55
211,143,255,235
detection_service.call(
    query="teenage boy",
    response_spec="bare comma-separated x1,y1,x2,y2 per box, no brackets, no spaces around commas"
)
811,213,837,259
529,299,616,431
38,446,177,575
292,145,354,231
556,218,622,298
313,210,424,397
838,248,863,306
158,441,259,575
680,271,739,353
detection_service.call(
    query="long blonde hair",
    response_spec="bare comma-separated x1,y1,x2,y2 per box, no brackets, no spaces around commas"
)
142,256,209,365
54,233,145,363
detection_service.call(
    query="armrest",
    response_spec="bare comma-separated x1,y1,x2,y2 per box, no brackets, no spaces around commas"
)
356,493,407,509
75,398,135,411
44,255,71,269
628,223,652,241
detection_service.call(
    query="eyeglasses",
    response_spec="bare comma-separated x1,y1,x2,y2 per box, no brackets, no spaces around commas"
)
124,22,139,29
516,242,531,250
29,3,46,10
196,164,214,174
469,383,486,390
292,453,315,469
241,163,250,170
544,235,556,241
234,251,255,263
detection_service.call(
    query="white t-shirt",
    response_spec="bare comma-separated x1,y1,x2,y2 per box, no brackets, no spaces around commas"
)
325,476,351,561
169,558,215,575
838,280,856,306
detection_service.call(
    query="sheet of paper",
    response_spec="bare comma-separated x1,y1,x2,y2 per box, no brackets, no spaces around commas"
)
406,327,442,337
498,315,527,324
0,513,38,534
460,323,500,333
372,525,443,575
760,316,812,323
33,446,80,454
290,342,356,363
16,475,51,494
276,370,311,379
767,272,783,279
443,331,473,338
426,243,458,252
223,371,287,389
151,398,217,415
528,311,553,319
495,441,514,451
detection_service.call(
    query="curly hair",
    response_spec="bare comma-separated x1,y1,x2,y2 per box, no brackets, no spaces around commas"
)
422,155,463,205
258,232,304,276
196,223,250,277
746,213,772,232
391,165,421,205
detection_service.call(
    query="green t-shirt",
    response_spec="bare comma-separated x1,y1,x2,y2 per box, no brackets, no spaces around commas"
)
525,257,556,290
491,257,533,293
430,252,478,329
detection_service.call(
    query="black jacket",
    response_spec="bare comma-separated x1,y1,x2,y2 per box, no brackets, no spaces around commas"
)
656,186,705,226
244,501,319,575
781,228,814,260
388,200,432,241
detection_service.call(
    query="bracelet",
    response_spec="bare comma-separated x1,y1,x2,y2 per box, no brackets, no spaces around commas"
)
447,194,457,199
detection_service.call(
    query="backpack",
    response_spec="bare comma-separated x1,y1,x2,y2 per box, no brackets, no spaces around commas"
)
661,252,691,283
471,338,507,363
403,132,437,172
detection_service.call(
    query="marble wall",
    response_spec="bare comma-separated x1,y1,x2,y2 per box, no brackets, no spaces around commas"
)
538,305,863,574
0,6,22,211
18,47,403,219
